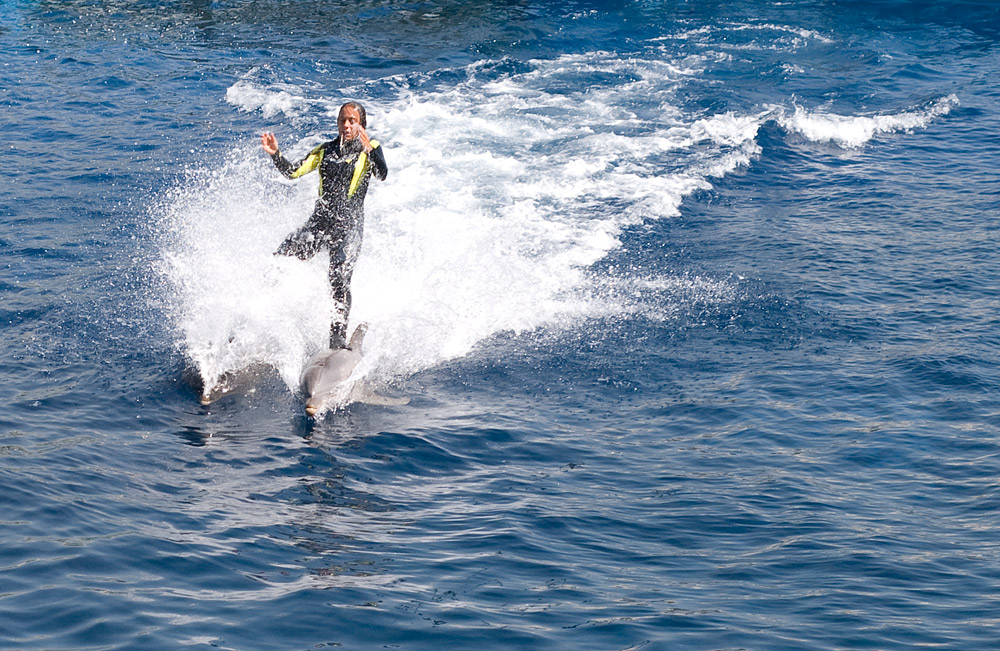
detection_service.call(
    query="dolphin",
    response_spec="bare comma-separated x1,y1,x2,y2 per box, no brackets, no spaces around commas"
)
300,324,368,416
299,324,410,415
184,361,276,406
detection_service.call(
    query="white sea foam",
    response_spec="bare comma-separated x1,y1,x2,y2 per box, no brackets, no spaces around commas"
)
225,78,313,119
775,95,959,148
156,53,956,408
665,22,834,49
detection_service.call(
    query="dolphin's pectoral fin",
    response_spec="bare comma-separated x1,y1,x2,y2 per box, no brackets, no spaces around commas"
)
359,393,410,407
350,382,409,407
302,385,409,417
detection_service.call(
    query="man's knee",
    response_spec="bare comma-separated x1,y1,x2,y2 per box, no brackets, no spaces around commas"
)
276,228,321,260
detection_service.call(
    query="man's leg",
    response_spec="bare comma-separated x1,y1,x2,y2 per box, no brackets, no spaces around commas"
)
328,239,357,349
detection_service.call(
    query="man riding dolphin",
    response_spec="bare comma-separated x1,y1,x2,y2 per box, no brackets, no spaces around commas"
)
261,101,388,349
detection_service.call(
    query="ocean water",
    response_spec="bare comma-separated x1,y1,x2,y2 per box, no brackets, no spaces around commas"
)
3,1,1000,648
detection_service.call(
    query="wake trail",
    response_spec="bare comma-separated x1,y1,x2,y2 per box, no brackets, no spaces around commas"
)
157,48,957,406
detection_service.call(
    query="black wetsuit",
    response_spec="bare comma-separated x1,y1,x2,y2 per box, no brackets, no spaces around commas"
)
269,136,387,348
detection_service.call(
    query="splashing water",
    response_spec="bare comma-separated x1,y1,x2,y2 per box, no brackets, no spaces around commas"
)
159,50,956,407
155,149,335,396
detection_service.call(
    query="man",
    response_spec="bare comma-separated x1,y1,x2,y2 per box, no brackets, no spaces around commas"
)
261,101,388,349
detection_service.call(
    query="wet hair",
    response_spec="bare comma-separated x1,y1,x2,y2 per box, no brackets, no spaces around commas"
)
339,101,367,128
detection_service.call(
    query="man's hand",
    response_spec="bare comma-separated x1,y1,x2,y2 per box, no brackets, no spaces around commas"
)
261,132,279,155
356,125,372,153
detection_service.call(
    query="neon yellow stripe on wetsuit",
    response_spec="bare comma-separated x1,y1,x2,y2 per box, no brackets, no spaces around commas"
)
288,140,380,198
348,140,380,198
289,145,323,178
289,145,325,194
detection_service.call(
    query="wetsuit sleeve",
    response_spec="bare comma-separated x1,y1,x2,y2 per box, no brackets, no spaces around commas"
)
270,144,324,179
369,142,388,181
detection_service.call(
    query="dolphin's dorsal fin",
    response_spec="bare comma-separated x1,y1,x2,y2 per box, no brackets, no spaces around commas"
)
347,323,368,351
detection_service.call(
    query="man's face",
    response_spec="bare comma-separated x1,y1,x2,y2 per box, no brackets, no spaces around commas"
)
338,106,363,140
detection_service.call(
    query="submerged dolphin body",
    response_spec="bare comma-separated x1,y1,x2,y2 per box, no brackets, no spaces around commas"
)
193,363,273,405
184,359,278,406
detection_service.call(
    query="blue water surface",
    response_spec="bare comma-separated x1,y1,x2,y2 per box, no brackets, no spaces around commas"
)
2,1,999,649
